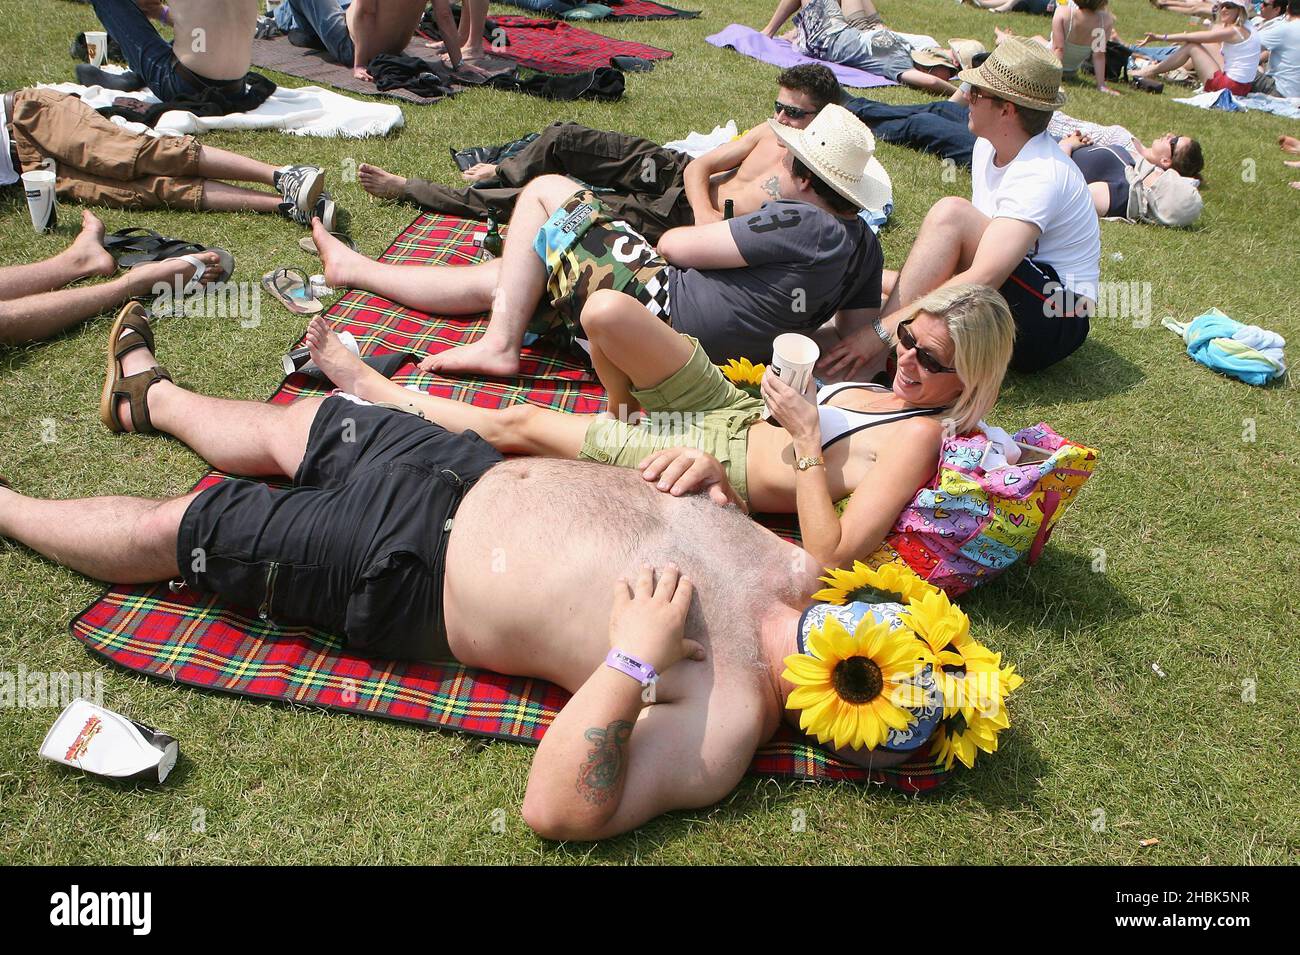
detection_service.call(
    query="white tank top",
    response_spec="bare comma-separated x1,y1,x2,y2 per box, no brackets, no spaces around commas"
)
1222,26,1263,84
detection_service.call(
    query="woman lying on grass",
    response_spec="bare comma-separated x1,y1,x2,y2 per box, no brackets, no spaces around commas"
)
304,283,1014,567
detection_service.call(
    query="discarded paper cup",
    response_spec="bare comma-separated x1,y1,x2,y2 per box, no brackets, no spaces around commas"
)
40,698,179,784
308,273,334,299
85,30,108,67
763,332,819,421
282,328,359,375
21,169,57,234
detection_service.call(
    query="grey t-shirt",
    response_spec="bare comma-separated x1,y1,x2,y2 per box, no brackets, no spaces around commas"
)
668,200,883,363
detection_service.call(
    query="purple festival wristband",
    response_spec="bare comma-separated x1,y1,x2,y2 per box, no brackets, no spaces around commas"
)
605,649,659,687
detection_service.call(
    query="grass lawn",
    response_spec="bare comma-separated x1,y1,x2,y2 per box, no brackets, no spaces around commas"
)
1,0,1297,865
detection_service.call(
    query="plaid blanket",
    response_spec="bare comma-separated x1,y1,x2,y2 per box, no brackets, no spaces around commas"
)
491,0,700,20
485,15,675,74
69,213,951,794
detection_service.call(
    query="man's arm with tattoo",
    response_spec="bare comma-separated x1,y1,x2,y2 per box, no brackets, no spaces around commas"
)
522,565,713,840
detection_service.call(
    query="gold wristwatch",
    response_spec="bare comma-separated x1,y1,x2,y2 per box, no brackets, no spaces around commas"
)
795,455,825,472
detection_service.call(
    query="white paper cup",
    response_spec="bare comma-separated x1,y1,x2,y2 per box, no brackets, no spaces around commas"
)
763,332,819,420
21,169,58,234
85,30,108,67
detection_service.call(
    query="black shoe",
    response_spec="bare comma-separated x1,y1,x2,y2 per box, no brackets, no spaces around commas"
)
275,164,324,216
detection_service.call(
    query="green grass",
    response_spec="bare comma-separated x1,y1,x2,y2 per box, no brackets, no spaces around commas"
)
1,0,1297,865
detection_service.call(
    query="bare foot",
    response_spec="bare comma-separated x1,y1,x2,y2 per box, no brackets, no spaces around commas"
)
357,162,408,200
460,162,499,182
994,26,1015,44
1285,159,1300,169
1291,181,1300,191
312,218,371,289
305,315,370,393
67,211,117,279
1280,135,1300,155
122,251,223,297
418,337,520,378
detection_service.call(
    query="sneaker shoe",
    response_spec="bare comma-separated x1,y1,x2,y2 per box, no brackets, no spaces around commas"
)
278,195,338,231
274,164,324,216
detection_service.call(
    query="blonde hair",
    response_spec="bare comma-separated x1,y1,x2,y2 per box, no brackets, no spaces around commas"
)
892,283,1015,434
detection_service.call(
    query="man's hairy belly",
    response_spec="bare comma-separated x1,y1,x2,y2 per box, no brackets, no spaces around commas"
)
441,458,802,691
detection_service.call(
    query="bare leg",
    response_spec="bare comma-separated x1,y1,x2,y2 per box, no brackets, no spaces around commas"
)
313,218,499,314
303,316,589,457
580,289,696,417
194,144,278,186
460,0,489,58
881,197,989,316
0,252,223,346
357,162,408,199
0,210,115,300
0,484,194,583
109,332,323,477
1183,43,1224,83
1280,135,1300,155
420,174,585,377
199,181,284,213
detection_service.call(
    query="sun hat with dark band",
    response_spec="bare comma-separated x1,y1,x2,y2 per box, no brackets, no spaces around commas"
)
768,103,893,211
948,38,987,72
957,35,1067,111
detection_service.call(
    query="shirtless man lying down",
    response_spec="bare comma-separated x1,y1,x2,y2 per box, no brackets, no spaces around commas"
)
355,64,848,243
0,304,917,840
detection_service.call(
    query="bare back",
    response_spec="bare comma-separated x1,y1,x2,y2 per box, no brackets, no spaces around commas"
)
442,458,808,712
347,0,429,65
712,127,789,216
171,0,259,81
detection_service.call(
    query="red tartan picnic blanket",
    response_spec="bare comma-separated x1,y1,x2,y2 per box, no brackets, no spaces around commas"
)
69,212,951,794
488,15,675,73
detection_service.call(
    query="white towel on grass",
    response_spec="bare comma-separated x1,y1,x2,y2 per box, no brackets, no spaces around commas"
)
36,79,404,139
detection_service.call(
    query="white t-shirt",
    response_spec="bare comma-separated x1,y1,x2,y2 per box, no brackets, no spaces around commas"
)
1261,19,1300,99
971,132,1101,296
0,98,18,187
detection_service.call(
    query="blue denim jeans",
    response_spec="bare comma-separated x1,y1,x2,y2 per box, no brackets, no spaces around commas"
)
845,97,976,167
281,0,356,66
90,0,202,100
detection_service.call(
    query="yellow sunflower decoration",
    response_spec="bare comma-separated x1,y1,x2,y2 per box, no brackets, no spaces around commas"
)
812,560,935,607
782,614,930,750
718,357,766,399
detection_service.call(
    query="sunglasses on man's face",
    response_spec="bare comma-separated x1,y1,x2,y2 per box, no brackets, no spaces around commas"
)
896,319,957,375
774,100,815,119
968,86,1006,107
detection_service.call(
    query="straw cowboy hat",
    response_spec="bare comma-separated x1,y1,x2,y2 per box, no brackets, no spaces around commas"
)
958,35,1067,111
768,103,892,211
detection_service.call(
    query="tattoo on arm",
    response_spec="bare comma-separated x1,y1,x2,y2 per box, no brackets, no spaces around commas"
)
762,175,782,200
576,719,635,806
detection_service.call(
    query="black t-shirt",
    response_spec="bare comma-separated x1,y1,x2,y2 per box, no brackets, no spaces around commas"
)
668,199,884,363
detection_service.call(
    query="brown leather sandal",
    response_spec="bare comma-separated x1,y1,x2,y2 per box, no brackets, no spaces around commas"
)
99,302,173,434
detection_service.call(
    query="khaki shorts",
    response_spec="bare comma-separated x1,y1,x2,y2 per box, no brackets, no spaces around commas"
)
579,338,765,504
9,89,204,210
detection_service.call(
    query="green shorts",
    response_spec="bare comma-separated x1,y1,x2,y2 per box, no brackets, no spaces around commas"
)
579,338,765,504
532,189,672,340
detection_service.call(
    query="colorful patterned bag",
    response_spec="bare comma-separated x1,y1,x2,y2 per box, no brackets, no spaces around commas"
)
868,424,1099,596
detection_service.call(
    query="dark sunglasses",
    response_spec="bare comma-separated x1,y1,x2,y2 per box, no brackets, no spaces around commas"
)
1169,134,1182,155
896,319,957,375
968,86,1008,107
774,100,815,119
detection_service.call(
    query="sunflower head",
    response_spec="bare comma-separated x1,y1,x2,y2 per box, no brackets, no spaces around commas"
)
718,357,766,398
812,560,937,607
782,610,930,751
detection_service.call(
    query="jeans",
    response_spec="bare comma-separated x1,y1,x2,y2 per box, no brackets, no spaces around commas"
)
845,97,976,167
90,0,202,100
282,0,355,66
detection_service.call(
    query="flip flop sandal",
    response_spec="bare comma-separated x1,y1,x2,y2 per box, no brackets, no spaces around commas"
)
106,228,206,267
262,267,323,315
98,302,173,434
298,232,355,257
171,250,235,295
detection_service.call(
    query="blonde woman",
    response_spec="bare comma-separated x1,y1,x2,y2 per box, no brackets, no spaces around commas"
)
303,283,1016,568
1132,0,1262,95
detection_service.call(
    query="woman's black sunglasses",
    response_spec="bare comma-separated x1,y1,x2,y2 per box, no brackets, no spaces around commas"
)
896,319,956,375
774,100,815,119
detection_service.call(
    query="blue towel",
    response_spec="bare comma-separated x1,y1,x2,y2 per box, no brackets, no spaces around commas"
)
1163,309,1287,386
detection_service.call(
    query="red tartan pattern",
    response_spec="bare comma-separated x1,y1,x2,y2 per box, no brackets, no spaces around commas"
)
488,15,676,74
69,212,951,793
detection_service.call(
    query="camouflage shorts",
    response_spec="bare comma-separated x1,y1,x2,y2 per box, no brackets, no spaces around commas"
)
532,190,672,340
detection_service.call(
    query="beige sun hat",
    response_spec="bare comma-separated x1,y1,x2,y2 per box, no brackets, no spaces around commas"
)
767,103,892,211
912,47,957,69
948,37,987,72
957,35,1067,111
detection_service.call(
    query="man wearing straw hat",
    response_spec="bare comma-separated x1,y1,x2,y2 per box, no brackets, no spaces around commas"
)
310,104,892,372
820,37,1100,376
